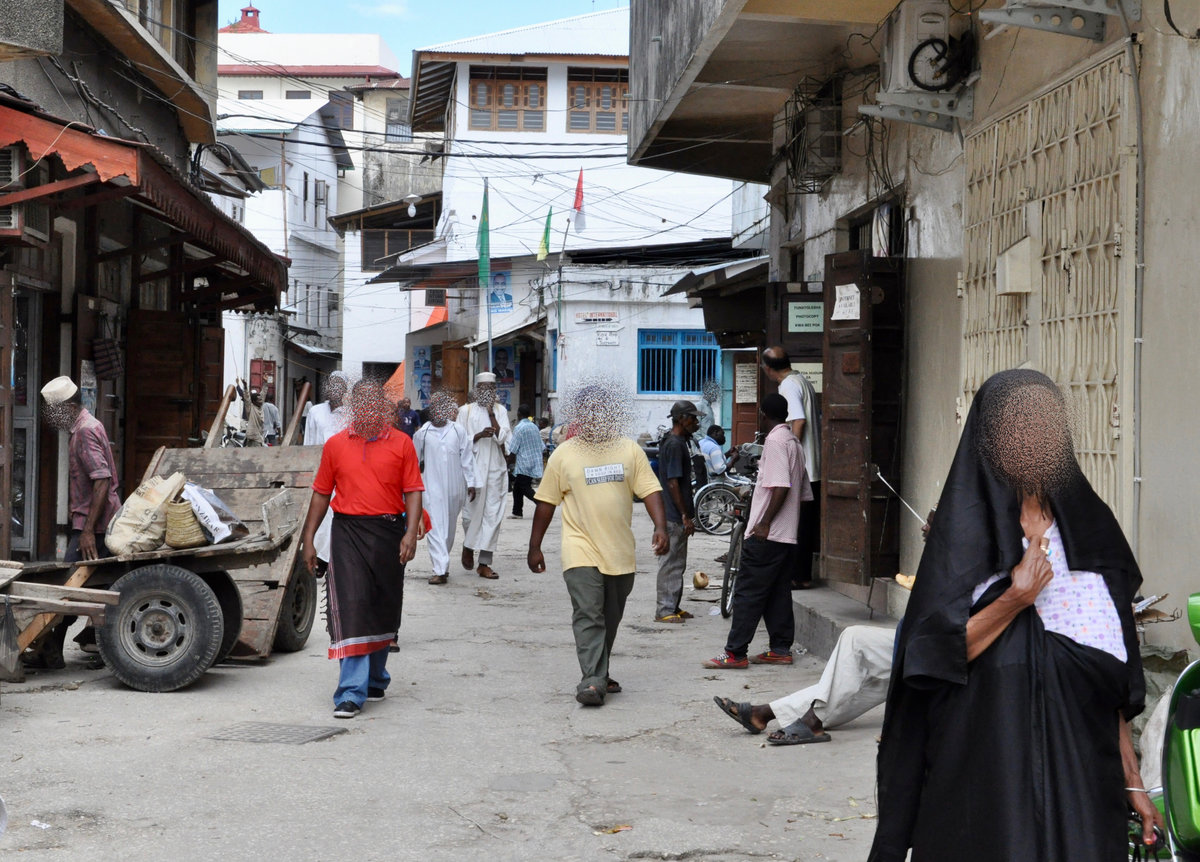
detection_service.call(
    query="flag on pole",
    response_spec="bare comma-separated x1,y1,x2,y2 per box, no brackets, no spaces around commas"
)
477,179,491,289
572,168,586,231
536,207,552,261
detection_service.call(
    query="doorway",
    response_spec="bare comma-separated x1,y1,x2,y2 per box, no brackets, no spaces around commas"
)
820,250,905,592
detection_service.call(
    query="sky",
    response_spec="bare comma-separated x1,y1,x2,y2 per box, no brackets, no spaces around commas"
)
216,1,630,67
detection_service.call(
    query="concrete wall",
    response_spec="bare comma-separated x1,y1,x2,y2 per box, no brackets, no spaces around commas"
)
0,9,193,169
627,0,731,160
0,0,62,59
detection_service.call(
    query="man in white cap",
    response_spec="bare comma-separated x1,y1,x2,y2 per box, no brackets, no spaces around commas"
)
456,371,511,579
30,376,122,668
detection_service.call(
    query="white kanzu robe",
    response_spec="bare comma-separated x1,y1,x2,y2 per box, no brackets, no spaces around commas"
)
413,421,476,576
456,401,511,553
303,402,347,562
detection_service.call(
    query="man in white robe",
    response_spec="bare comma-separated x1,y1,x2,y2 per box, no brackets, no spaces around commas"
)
457,372,511,579
414,393,477,584
303,371,349,573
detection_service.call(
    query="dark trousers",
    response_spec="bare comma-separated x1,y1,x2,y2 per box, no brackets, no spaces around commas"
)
794,481,821,584
724,537,795,659
563,567,635,698
512,473,537,516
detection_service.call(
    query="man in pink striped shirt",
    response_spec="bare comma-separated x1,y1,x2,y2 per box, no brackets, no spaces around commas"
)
704,393,811,669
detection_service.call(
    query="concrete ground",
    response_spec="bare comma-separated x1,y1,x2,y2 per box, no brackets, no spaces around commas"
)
0,506,884,861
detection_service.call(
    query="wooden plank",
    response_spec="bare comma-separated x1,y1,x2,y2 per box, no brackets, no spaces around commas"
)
138,445,168,488
281,381,311,446
7,582,119,605
17,565,96,650
7,598,109,621
153,446,322,478
204,385,236,449
182,470,316,491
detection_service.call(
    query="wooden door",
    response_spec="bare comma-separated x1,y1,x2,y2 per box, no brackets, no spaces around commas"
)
0,273,11,557
125,310,195,488
821,250,904,587
198,325,225,435
441,345,469,404
731,357,759,446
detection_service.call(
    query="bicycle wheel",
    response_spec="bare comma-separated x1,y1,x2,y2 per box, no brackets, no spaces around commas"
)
721,522,744,618
695,485,738,536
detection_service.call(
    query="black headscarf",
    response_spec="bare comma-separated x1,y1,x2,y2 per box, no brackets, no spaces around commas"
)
869,369,1145,862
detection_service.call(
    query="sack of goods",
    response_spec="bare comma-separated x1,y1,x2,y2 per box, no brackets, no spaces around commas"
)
105,472,187,555
181,482,249,545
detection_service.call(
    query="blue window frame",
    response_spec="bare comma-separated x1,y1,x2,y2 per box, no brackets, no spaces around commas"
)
637,329,719,394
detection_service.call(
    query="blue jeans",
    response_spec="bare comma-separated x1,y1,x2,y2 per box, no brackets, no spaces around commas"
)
334,648,390,707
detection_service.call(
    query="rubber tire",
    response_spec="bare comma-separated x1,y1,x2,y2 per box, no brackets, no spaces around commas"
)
272,565,317,653
202,573,244,665
98,564,224,693
695,485,738,536
721,522,744,619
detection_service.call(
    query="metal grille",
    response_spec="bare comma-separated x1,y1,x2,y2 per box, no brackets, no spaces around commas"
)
962,53,1132,513
208,722,347,745
637,330,718,394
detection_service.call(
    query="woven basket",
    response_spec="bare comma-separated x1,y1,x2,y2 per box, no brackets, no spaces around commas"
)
165,500,207,549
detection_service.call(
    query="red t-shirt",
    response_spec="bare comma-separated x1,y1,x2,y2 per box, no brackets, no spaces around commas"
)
312,428,424,515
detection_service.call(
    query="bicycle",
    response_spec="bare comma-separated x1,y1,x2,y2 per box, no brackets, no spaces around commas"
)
720,484,754,618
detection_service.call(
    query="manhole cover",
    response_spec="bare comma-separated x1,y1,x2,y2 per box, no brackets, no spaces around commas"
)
208,722,347,745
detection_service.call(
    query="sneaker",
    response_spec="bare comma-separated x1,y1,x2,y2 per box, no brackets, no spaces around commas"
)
750,650,794,665
367,687,386,702
333,701,361,719
702,652,749,669
654,613,686,624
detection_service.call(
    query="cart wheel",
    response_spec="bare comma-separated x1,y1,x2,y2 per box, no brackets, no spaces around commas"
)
201,573,244,664
721,522,744,619
273,565,317,653
97,564,224,692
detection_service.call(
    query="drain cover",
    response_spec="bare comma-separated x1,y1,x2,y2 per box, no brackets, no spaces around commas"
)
208,722,347,745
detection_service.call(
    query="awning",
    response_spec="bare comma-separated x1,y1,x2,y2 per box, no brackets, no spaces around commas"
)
665,256,770,296
0,98,287,309
466,317,547,349
287,341,342,358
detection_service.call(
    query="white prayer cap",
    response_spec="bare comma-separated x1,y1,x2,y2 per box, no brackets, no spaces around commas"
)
475,372,497,385
40,376,79,405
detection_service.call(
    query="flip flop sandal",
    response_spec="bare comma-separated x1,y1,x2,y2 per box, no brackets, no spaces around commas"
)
428,574,448,585
713,696,762,734
478,567,499,579
767,719,831,746
674,609,695,619
606,678,621,694
575,685,604,706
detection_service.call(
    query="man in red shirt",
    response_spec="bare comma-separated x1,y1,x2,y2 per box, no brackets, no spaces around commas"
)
301,379,424,719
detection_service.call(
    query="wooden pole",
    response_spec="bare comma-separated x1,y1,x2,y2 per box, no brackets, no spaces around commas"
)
281,381,311,447
203,384,237,448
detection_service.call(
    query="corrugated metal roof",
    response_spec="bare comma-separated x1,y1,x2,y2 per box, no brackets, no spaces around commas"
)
419,7,629,57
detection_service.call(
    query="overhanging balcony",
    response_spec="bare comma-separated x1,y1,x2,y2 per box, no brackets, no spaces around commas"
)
628,0,899,183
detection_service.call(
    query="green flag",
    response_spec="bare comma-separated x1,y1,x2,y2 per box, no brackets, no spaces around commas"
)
477,179,490,291
537,206,552,261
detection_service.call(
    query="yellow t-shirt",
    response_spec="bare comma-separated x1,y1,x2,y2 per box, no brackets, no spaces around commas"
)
534,437,663,575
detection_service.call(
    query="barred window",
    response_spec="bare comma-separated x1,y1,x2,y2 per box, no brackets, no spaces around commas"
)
637,329,719,394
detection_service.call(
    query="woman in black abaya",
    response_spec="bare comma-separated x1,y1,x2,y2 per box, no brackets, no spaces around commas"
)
869,370,1162,861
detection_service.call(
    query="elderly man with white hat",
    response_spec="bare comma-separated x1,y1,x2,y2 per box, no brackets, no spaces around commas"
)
28,376,122,668
456,371,511,579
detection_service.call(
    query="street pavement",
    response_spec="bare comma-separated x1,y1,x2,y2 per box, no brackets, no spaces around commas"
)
0,505,883,861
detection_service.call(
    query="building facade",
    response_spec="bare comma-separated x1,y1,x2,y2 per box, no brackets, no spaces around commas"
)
0,0,284,559
629,0,1200,649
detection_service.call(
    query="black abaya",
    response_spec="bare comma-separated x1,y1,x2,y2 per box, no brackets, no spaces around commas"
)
869,371,1144,862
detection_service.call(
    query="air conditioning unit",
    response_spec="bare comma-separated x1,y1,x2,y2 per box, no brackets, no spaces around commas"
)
0,148,50,244
880,0,951,94
314,179,327,206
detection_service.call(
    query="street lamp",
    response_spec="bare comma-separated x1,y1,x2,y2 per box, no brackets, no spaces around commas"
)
403,193,421,218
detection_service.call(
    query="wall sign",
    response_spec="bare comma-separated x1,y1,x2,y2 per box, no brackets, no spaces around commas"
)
734,363,758,404
790,362,823,394
576,310,618,323
787,301,824,333
831,284,861,321
595,331,619,346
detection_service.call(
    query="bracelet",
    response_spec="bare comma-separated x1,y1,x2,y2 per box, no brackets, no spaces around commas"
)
1125,787,1147,793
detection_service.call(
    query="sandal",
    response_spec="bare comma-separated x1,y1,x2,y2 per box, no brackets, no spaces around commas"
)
768,719,831,746
606,677,621,694
575,685,604,706
477,566,499,580
673,609,694,619
428,574,448,585
713,696,762,734
750,650,793,665
654,613,686,624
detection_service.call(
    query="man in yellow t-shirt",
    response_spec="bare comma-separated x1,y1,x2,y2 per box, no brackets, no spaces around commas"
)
528,407,668,706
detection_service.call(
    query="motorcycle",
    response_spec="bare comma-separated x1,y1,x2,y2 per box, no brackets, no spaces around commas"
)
693,434,763,537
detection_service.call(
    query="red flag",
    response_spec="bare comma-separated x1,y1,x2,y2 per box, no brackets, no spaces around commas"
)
573,168,584,212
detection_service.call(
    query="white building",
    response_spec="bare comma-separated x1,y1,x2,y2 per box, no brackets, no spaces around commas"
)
359,8,743,435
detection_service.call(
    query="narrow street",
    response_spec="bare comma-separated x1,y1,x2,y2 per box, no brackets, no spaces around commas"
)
1,508,881,861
